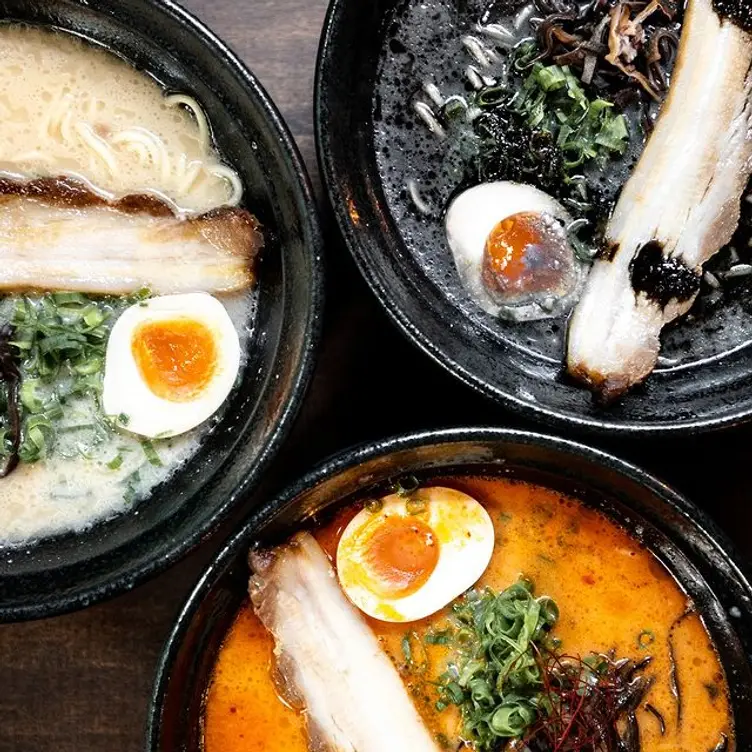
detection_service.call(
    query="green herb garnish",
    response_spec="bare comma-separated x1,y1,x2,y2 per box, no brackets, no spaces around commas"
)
638,629,656,649
0,291,156,469
423,627,454,646
141,439,162,467
18,413,53,463
431,580,656,749
11,294,111,383
0,294,114,464
436,580,558,746
122,468,141,504
401,631,429,674
107,454,124,470
510,61,629,169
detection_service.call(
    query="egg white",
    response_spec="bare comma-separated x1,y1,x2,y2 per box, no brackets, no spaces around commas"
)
445,180,572,316
102,292,240,438
336,486,495,623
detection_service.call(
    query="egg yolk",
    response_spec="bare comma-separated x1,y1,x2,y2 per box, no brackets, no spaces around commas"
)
482,211,569,299
483,212,535,283
362,516,439,599
131,317,218,402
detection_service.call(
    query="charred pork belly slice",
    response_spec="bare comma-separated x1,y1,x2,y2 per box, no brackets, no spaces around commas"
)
0,177,262,295
249,532,440,752
567,0,752,400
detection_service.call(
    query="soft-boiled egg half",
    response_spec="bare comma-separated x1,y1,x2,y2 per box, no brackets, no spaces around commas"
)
445,181,587,321
336,486,494,622
102,292,240,438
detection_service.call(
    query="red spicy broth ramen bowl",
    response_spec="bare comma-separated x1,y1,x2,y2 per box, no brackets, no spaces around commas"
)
147,427,752,750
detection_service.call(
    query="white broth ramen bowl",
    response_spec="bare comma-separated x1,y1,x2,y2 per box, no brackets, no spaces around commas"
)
0,0,323,622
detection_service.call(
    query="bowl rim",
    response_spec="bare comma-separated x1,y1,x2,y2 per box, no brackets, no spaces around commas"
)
313,0,752,437
146,425,752,749
0,0,324,622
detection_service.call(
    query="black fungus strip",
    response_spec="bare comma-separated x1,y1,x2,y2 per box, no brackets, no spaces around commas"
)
0,323,20,478
645,703,667,735
667,608,696,729
713,0,752,32
667,636,681,725
630,240,702,307
711,732,730,751
622,711,640,752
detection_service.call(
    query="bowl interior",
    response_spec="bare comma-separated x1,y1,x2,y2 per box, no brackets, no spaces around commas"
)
0,0,321,620
315,0,752,434
148,430,752,751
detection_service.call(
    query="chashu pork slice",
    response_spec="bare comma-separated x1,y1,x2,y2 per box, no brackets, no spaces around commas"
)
567,0,752,400
249,532,440,752
0,177,262,295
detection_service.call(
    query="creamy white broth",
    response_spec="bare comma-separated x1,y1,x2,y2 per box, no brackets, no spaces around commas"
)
0,291,254,546
0,422,200,544
0,24,240,214
0,26,256,545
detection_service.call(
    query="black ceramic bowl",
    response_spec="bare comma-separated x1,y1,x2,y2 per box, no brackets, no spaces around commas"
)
147,427,752,750
0,0,323,622
315,0,752,435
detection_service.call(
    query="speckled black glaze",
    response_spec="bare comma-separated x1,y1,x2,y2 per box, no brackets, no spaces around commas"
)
0,0,323,622
146,428,752,751
714,0,752,31
630,241,702,307
316,0,752,434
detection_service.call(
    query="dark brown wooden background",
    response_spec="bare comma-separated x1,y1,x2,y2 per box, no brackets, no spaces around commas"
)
2,1,752,750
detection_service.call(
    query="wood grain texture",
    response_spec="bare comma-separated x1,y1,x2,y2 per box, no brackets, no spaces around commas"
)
2,1,752,751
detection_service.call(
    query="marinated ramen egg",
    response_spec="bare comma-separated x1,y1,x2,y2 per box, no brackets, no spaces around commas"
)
336,486,494,622
446,181,586,321
102,293,240,438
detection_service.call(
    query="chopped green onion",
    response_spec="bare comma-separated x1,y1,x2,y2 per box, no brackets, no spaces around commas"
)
20,379,44,413
44,399,64,421
506,61,629,173
535,64,567,92
637,629,656,649
0,292,149,469
82,305,106,328
141,440,162,467
18,414,54,462
72,355,103,375
401,631,428,674
122,468,142,504
52,291,88,306
434,580,559,746
107,454,124,470
477,86,506,108
424,628,454,646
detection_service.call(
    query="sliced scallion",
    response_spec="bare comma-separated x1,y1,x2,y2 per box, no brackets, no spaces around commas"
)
107,454,124,470
141,440,162,467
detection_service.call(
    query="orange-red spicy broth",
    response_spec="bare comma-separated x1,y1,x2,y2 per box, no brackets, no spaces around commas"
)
204,477,734,752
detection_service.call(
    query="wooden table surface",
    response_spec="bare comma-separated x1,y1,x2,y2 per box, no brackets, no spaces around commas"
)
3,1,752,750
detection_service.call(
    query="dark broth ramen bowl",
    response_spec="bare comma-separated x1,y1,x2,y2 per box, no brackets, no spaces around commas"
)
0,0,323,621
316,0,752,435
147,427,752,750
